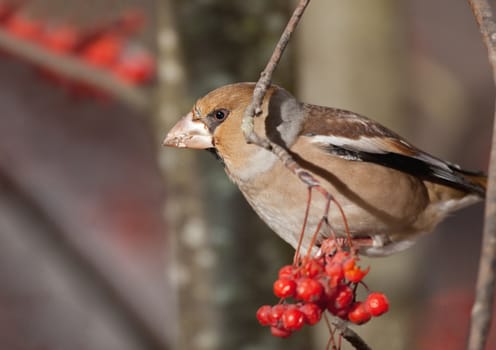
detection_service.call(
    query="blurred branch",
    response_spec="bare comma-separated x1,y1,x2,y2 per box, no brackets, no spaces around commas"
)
0,170,169,350
0,29,150,110
467,1,496,350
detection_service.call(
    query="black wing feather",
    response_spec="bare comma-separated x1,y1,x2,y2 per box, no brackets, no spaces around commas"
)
325,145,485,197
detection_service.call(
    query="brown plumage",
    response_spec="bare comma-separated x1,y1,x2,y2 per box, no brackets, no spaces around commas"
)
163,83,486,256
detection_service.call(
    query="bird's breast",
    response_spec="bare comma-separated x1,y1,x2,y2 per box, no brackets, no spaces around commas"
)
230,147,431,252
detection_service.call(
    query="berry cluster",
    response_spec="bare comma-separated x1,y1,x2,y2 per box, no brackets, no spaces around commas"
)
256,249,389,338
0,1,154,97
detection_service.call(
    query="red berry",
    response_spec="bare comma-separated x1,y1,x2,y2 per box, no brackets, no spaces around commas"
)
299,303,322,325
270,326,292,338
320,277,338,299
348,302,371,325
273,279,297,298
328,302,350,320
342,257,356,271
328,275,342,289
301,258,323,277
334,285,354,309
365,293,389,316
296,278,323,302
330,251,350,264
278,265,295,279
281,308,305,331
325,262,344,280
256,305,273,326
344,266,369,283
270,304,287,325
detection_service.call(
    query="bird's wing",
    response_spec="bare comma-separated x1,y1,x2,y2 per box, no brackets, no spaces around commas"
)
301,104,486,196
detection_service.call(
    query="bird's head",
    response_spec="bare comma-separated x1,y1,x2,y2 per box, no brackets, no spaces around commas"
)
163,82,304,181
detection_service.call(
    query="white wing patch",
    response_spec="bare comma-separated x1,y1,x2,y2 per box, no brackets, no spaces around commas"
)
310,135,389,154
309,135,453,172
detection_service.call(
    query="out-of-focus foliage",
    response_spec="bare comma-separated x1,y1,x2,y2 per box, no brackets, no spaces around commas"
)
175,0,294,95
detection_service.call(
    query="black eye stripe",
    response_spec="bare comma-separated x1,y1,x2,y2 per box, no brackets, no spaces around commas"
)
204,108,230,133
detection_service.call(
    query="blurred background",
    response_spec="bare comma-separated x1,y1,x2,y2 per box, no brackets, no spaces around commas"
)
0,0,494,349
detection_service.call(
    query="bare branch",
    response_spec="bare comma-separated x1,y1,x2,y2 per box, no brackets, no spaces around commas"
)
332,322,372,350
0,29,150,110
239,0,327,193
241,0,310,146
467,1,496,349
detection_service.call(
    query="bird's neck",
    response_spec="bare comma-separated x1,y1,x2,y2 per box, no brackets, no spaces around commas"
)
223,146,279,184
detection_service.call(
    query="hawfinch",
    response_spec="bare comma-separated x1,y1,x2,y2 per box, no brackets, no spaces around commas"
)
163,83,487,256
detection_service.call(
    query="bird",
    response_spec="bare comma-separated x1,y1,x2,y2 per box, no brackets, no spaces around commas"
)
163,82,487,256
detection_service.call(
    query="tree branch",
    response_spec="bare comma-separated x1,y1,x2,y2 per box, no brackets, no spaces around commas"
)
0,170,169,350
241,0,309,145
240,0,326,193
467,1,496,349
0,29,150,110
332,321,372,350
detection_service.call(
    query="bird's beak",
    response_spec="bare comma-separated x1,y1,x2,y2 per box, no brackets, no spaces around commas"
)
163,112,214,149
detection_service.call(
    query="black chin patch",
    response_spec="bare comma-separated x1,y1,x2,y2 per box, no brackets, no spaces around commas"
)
206,148,225,166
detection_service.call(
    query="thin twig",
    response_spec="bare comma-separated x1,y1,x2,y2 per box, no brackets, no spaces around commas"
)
239,0,328,193
0,29,149,110
241,0,309,145
467,1,496,350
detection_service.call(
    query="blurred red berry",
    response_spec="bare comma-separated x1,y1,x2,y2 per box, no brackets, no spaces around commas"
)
112,50,155,84
365,292,389,317
6,14,43,41
273,278,297,298
119,9,145,34
256,305,273,326
41,25,80,53
348,302,371,325
270,326,292,338
0,3,17,22
299,303,322,325
296,277,323,303
282,308,305,331
81,34,123,67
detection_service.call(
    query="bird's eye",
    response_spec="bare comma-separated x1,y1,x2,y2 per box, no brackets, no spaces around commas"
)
214,109,228,121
